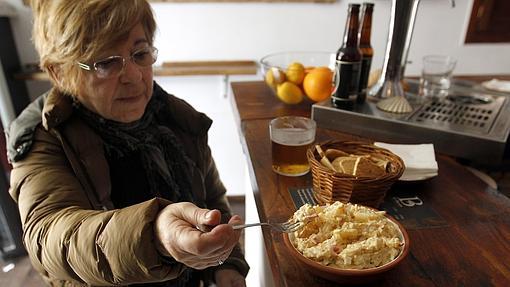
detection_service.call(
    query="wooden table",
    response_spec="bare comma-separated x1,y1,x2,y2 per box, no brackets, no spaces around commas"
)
231,81,510,286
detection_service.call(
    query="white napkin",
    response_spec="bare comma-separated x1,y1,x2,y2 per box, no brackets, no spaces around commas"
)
374,142,438,181
481,79,510,93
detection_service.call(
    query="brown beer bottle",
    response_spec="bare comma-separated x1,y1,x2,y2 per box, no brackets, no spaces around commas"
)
357,2,374,104
331,4,362,110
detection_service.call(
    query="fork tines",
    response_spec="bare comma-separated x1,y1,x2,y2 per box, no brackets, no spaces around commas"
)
281,221,303,233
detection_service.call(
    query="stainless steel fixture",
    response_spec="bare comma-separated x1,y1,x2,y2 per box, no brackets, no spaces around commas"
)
368,0,420,100
312,80,510,164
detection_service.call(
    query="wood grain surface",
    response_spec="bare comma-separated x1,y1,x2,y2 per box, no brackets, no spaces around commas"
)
231,80,510,286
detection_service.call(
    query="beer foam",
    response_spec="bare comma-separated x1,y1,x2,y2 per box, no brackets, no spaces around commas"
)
271,128,315,146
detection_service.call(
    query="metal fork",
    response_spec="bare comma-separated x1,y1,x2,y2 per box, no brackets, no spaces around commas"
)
232,220,302,233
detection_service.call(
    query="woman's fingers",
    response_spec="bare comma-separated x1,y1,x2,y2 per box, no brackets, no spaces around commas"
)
154,202,242,269
204,215,243,257
193,224,239,254
228,214,243,225
191,214,243,255
169,202,221,227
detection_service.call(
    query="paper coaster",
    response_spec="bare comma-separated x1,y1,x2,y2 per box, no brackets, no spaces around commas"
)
379,196,448,230
288,186,448,230
289,187,318,209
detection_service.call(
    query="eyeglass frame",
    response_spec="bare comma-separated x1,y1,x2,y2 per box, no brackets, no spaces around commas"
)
76,46,158,79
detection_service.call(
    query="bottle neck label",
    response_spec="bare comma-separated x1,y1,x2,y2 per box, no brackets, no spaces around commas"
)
331,60,361,100
336,60,361,65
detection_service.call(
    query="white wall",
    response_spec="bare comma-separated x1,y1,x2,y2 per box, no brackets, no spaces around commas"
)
149,0,510,76
6,0,510,94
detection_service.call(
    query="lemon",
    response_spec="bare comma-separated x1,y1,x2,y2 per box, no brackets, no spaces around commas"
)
265,67,286,90
276,82,304,104
286,62,305,85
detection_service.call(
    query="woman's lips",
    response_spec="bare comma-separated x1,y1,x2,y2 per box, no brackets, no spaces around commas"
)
117,93,143,103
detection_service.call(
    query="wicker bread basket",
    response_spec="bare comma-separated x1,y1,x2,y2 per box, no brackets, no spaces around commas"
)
307,141,405,208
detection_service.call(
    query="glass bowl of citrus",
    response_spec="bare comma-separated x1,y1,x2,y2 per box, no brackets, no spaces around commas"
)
260,51,336,104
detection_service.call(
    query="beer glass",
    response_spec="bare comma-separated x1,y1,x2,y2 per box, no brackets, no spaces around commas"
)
270,116,316,177
419,55,456,99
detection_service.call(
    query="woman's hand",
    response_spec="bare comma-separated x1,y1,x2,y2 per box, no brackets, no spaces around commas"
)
154,202,242,269
215,269,246,287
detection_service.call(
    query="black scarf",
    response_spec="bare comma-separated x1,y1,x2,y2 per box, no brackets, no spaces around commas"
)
74,90,195,203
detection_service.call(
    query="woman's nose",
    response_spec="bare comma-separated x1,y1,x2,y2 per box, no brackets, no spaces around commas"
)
119,58,143,83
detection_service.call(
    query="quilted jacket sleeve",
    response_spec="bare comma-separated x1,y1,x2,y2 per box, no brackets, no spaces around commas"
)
9,128,185,286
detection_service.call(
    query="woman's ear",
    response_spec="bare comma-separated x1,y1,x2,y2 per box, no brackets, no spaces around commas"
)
47,64,62,86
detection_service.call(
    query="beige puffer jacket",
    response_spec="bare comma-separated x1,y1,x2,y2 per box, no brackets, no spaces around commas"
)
7,83,248,286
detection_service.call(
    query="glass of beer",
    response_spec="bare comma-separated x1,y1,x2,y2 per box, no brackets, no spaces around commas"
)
270,116,316,176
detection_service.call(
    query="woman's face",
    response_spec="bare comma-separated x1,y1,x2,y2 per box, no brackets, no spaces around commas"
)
76,23,153,123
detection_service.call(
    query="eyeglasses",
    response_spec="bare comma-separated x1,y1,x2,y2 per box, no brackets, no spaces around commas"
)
77,46,158,79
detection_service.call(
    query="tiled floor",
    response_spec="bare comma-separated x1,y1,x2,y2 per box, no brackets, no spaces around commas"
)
0,256,43,287
0,197,246,286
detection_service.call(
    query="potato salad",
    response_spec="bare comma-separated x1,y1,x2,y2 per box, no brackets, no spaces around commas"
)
291,202,402,269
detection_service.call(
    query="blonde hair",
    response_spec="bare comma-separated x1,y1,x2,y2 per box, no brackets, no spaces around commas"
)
30,0,156,95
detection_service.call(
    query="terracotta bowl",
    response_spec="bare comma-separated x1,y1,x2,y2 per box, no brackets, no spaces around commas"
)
283,213,410,284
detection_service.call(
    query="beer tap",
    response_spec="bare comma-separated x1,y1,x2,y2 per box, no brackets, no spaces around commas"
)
368,0,421,102
368,0,456,111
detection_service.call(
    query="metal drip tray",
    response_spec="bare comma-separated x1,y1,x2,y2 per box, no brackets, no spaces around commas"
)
312,80,510,164
409,93,505,135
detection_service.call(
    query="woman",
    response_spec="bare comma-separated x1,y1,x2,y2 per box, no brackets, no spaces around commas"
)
6,0,248,286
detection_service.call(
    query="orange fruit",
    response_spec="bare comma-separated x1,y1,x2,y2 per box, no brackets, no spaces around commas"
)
303,67,333,102
304,66,315,75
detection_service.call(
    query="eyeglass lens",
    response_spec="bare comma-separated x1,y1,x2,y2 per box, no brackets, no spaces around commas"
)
94,47,157,79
